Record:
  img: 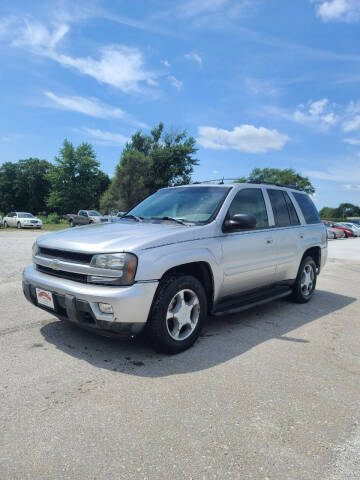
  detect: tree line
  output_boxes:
[0,122,316,216]
[319,203,360,220]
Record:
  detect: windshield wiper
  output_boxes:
[151,216,188,226]
[120,214,143,222]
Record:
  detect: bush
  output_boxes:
[38,214,67,224]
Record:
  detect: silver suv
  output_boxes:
[23,183,327,353]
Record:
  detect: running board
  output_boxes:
[212,286,292,316]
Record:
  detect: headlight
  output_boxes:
[89,253,137,285]
[32,242,39,257]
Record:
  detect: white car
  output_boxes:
[338,222,360,237]
[3,212,42,229]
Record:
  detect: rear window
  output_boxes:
[267,189,300,227]
[293,193,320,224]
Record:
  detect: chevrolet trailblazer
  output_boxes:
[23,183,327,354]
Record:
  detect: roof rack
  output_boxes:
[248,180,303,191]
[191,178,303,191]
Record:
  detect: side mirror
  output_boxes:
[223,213,257,232]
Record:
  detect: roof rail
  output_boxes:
[191,178,303,191]
[248,180,303,191]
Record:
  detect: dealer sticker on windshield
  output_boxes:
[36,288,54,310]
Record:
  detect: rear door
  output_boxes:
[78,211,88,225]
[9,212,16,227]
[219,187,277,297]
[265,189,302,282]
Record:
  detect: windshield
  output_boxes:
[17,213,34,218]
[128,186,231,224]
[88,211,101,216]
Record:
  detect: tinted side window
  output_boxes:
[267,189,291,226]
[228,188,268,228]
[293,193,320,224]
[284,192,300,225]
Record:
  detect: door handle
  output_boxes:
[299,233,304,239]
[266,238,274,244]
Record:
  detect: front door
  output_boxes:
[219,188,276,297]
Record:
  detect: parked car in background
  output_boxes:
[326,228,335,239]
[338,222,360,237]
[0,215,3,228]
[322,220,354,238]
[3,212,42,229]
[65,210,109,227]
[332,227,346,239]
[347,219,360,226]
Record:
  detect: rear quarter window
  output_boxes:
[293,193,320,224]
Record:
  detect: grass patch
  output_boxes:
[1,224,69,232]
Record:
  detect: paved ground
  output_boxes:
[0,231,359,479]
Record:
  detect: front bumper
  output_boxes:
[22,223,42,228]
[22,265,158,337]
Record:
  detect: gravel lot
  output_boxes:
[0,231,359,480]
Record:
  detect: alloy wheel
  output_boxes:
[166,289,200,341]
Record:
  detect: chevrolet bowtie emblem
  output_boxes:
[49,259,60,270]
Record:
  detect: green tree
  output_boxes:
[18,158,52,213]
[47,140,110,214]
[235,168,315,194]
[319,207,337,219]
[0,162,23,213]
[0,158,52,214]
[334,203,360,219]
[101,123,198,211]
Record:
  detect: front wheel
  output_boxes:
[69,219,74,228]
[4,221,8,228]
[291,256,317,304]
[17,222,21,229]
[147,275,207,354]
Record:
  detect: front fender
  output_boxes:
[135,238,223,301]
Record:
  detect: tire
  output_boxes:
[69,219,74,228]
[4,221,8,228]
[291,256,317,304]
[17,222,21,229]
[147,275,207,354]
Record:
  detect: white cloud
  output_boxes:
[44,91,148,128]
[168,75,183,90]
[312,0,360,22]
[305,161,360,182]
[292,99,339,130]
[55,46,157,94]
[344,137,360,145]
[343,184,360,190]
[0,17,68,53]
[184,51,203,67]
[343,115,360,132]
[179,0,228,17]
[161,59,171,67]
[1,18,157,94]
[197,125,289,153]
[81,128,128,146]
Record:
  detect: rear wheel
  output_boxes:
[4,221,8,228]
[147,275,207,354]
[291,256,317,304]
[69,219,74,228]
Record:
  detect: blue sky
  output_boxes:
[1,0,360,208]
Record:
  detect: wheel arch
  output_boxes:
[160,261,215,312]
[301,246,321,271]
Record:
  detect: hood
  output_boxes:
[37,220,214,253]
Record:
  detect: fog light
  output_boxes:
[98,302,113,314]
